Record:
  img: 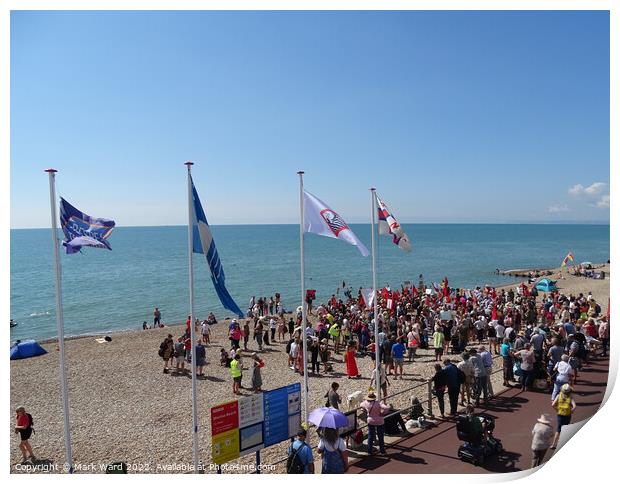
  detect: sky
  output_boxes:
[10,10,610,228]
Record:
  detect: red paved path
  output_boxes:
[347,355,609,474]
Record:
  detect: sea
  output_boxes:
[10,224,609,342]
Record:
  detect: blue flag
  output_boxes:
[60,198,115,254]
[191,176,244,318]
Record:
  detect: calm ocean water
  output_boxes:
[10,224,609,341]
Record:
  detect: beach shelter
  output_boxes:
[535,278,557,292]
[10,340,48,360]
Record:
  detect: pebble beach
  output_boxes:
[9,264,609,474]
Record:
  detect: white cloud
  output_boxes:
[585,182,607,196]
[567,181,609,210]
[568,184,585,196]
[548,204,571,213]
[596,195,610,208]
[568,182,607,197]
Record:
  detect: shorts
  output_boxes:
[19,428,32,441]
[557,414,571,432]
[394,358,404,366]
[176,355,185,364]
[233,376,242,383]
[435,348,444,356]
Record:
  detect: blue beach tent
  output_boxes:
[535,278,557,292]
[10,340,48,360]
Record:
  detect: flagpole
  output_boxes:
[298,171,310,430]
[45,168,73,473]
[185,161,200,473]
[370,188,380,390]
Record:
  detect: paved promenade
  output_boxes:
[347,355,610,474]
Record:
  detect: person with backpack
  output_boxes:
[287,428,314,474]
[325,381,342,409]
[159,334,174,373]
[317,427,348,473]
[15,406,35,464]
[551,383,576,449]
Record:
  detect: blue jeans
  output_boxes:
[368,424,385,453]
[521,369,534,390]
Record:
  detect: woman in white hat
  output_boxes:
[531,414,554,467]
[551,384,576,449]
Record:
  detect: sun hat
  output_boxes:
[366,392,377,401]
[537,414,552,425]
[561,383,573,394]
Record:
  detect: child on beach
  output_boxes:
[220,348,231,367]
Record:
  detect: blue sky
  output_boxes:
[10,10,610,228]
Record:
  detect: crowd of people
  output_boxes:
[150,278,609,472]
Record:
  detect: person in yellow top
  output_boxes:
[328,323,341,354]
[432,325,445,362]
[550,383,576,449]
[230,354,243,395]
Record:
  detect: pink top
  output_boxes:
[360,400,389,426]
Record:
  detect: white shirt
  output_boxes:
[290,342,299,358]
[201,323,210,334]
[318,438,346,452]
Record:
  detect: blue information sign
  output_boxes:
[263,383,301,447]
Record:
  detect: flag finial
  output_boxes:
[45,168,58,173]
[297,170,305,175]
[184,161,194,166]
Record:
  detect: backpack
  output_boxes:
[158,341,166,357]
[286,442,307,474]
[322,446,345,474]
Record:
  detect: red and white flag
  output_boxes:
[375,192,412,252]
[304,190,369,257]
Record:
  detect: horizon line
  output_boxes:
[10,221,612,230]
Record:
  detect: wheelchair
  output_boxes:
[456,414,503,466]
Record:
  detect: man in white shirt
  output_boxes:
[201,320,210,345]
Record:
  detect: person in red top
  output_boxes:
[186,315,191,331]
[344,341,360,378]
[15,406,35,463]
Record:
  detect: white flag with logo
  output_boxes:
[375,192,412,252]
[304,190,369,257]
[361,287,376,308]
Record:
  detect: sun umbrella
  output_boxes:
[308,407,348,429]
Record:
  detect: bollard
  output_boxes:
[256,450,261,474]
[426,380,434,417]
